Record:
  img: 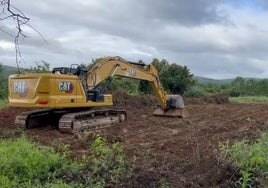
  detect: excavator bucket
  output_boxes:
[153,95,189,118]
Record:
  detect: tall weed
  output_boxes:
[218,133,268,187]
[0,136,74,187]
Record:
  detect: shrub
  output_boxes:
[184,85,207,98]
[218,133,268,187]
[0,136,73,187]
[229,90,240,97]
[84,136,133,187]
[0,99,7,109]
[0,135,132,187]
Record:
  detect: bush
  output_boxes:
[83,136,133,187]
[0,135,132,187]
[0,137,63,180]
[218,133,268,187]
[0,136,76,187]
[229,90,240,97]
[0,99,7,109]
[184,85,207,98]
[0,64,7,99]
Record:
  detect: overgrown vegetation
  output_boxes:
[83,136,133,187]
[185,77,268,100]
[218,133,268,187]
[0,99,7,109]
[230,77,268,97]
[0,135,131,187]
[0,136,74,187]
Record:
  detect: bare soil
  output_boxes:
[1,94,268,187]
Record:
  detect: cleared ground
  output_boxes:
[1,94,268,187]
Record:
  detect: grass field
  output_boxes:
[229,96,268,104]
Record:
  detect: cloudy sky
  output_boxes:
[1,0,268,79]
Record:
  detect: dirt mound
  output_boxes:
[113,89,157,108]
[0,107,25,128]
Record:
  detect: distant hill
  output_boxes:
[194,76,234,85]
[0,65,240,85]
[1,65,19,78]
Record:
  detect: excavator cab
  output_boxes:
[52,64,87,77]
[87,90,105,102]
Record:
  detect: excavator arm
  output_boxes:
[85,57,168,109]
[84,57,186,117]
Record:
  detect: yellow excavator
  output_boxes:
[8,57,188,133]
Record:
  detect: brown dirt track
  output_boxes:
[1,97,268,187]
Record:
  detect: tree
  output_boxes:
[257,79,268,96]
[161,64,195,94]
[138,59,153,94]
[30,61,50,73]
[0,64,7,98]
[0,0,44,71]
[138,80,153,95]
[151,58,169,75]
[150,58,195,94]
[229,77,268,96]
[230,77,246,96]
[139,58,195,95]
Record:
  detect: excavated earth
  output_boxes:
[1,93,268,187]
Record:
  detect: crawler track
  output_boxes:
[58,109,126,134]
[14,108,126,133]
[15,109,55,129]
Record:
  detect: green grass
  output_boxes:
[0,99,7,109]
[229,96,268,104]
[0,136,76,187]
[0,135,132,188]
[218,133,268,187]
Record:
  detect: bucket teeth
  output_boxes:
[153,107,189,118]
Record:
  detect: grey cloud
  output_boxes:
[132,0,224,25]
[0,23,17,40]
[13,0,227,40]
[1,0,268,79]
[255,0,268,8]
[173,53,267,79]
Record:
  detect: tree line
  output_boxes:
[0,64,7,99]
[1,60,268,99]
[185,77,268,98]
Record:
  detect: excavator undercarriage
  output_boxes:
[15,108,127,133]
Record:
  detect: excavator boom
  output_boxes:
[86,57,168,108]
